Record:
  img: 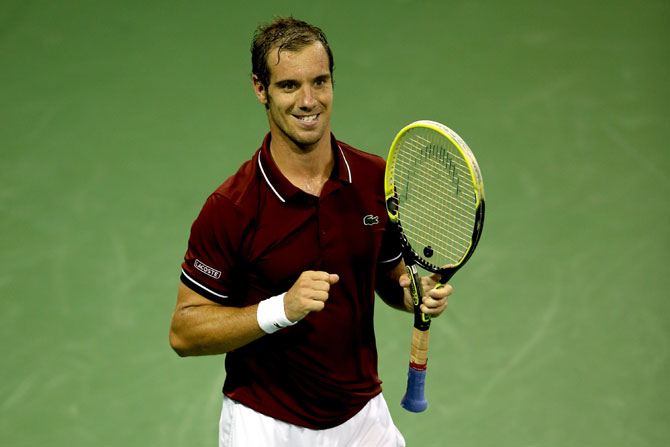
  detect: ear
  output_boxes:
[252,75,268,105]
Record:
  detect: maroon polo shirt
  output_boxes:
[180,133,402,429]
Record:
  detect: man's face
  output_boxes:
[254,42,333,151]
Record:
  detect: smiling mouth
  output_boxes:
[295,114,319,123]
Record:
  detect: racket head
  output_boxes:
[384,120,485,282]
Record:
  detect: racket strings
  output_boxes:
[392,129,478,268]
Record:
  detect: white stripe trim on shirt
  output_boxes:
[257,154,286,203]
[377,253,402,264]
[378,252,402,264]
[258,145,352,203]
[337,145,353,183]
[181,268,229,299]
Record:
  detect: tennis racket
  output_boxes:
[384,120,485,412]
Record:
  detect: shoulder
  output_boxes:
[336,139,386,185]
[337,139,386,169]
[214,156,258,205]
[196,152,262,228]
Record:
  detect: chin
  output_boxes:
[290,129,328,148]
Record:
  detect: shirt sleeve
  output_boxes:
[376,218,403,270]
[180,193,244,304]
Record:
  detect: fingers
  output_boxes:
[397,267,454,317]
[284,270,338,322]
[398,273,410,288]
[420,283,453,316]
[425,265,453,288]
[427,283,453,299]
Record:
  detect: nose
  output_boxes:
[297,85,317,110]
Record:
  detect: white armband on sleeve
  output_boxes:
[256,293,297,334]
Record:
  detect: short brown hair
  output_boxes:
[251,17,334,89]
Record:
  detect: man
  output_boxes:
[169,17,452,446]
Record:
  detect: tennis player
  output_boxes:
[169,17,452,446]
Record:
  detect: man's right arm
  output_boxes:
[169,271,340,356]
[169,281,264,356]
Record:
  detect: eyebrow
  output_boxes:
[273,72,332,86]
[314,74,331,82]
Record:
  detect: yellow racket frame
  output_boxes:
[383,120,485,271]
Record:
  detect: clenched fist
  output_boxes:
[284,271,340,322]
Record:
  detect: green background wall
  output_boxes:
[1,0,668,445]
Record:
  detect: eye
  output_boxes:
[314,76,330,87]
[280,81,297,91]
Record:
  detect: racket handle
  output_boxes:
[401,363,428,412]
[402,264,431,412]
[402,326,430,412]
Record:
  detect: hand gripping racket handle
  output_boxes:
[401,264,430,412]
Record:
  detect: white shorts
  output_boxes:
[219,393,406,447]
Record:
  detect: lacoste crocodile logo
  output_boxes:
[363,214,379,226]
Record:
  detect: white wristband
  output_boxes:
[256,293,296,334]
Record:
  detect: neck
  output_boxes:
[269,134,334,197]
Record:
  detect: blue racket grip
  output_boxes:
[401,365,428,412]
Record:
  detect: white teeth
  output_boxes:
[298,115,317,122]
